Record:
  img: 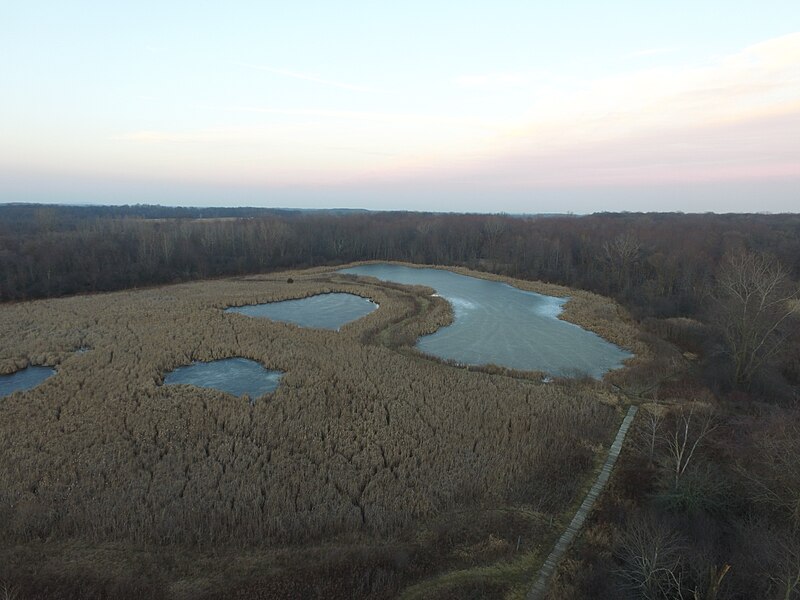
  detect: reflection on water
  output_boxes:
[164,358,282,399]
[0,366,56,398]
[340,264,632,378]
[226,293,377,330]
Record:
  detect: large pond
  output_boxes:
[163,358,282,399]
[339,264,632,378]
[226,293,377,330]
[0,366,56,398]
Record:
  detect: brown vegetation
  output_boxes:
[545,393,800,600]
[0,264,625,597]
[4,206,798,396]
[3,205,797,598]
[711,251,799,388]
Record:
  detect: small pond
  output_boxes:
[0,366,56,398]
[339,264,632,378]
[163,358,282,399]
[226,293,378,330]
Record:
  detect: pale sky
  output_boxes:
[1,1,799,213]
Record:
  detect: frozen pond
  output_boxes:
[339,264,632,378]
[226,293,377,330]
[0,366,56,398]
[163,358,282,399]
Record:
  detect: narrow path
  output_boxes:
[526,405,638,600]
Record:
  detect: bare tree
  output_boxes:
[769,536,800,600]
[701,564,731,600]
[739,520,800,600]
[635,408,664,467]
[664,408,717,490]
[1,580,19,600]
[616,513,730,600]
[738,421,800,532]
[603,232,642,292]
[712,251,799,387]
[482,217,506,260]
[615,515,685,599]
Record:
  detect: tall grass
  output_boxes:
[0,264,625,595]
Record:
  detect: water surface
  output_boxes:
[164,358,282,399]
[340,264,631,377]
[0,366,56,398]
[226,293,377,330]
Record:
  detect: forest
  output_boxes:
[1,205,799,599]
[2,206,798,317]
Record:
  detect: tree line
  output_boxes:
[2,204,798,395]
[2,206,798,315]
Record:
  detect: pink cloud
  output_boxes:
[368,106,800,189]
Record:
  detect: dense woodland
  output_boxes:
[1,204,799,599]
[3,206,799,316]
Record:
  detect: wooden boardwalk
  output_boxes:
[526,405,638,600]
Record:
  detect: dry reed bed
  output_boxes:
[0,266,620,550]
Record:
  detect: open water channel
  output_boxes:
[226,292,377,330]
[340,264,631,378]
[165,265,631,396]
[0,366,56,398]
[163,358,282,400]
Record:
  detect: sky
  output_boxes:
[1,1,799,213]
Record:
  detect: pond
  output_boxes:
[226,293,378,330]
[163,358,282,399]
[339,264,632,378]
[0,366,56,398]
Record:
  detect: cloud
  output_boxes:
[500,32,800,148]
[233,62,383,93]
[364,33,800,187]
[491,110,800,187]
[219,105,492,126]
[453,72,532,88]
[111,129,249,143]
[626,46,680,58]
[222,105,419,121]
[73,32,800,192]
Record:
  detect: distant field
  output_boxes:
[0,264,632,599]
